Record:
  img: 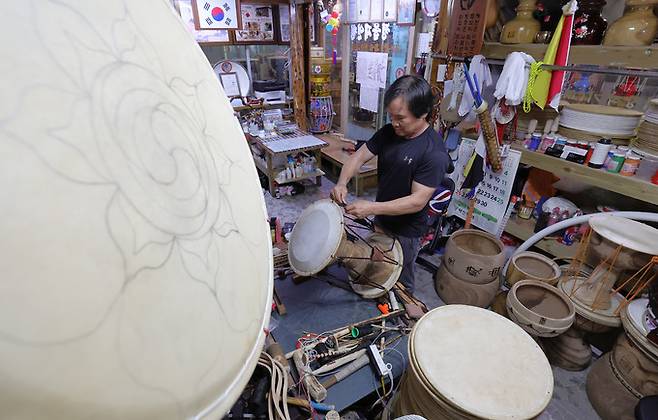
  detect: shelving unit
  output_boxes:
[504,217,576,259]
[513,146,658,206]
[480,42,658,69]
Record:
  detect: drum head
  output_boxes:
[288,199,344,276]
[621,298,658,362]
[589,215,658,256]
[0,1,272,418]
[411,305,553,419]
[559,277,623,327]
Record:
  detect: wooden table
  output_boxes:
[247,130,327,195]
[318,133,378,196]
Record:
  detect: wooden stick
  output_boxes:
[464,198,476,229]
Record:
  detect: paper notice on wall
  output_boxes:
[416,33,431,57]
[359,86,380,112]
[447,138,521,235]
[356,51,388,89]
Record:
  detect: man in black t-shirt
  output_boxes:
[330,75,451,293]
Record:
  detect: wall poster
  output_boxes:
[235,3,275,42]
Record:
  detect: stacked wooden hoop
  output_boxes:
[435,229,505,308]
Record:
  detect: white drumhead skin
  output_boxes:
[412,305,553,419]
[288,199,344,275]
[589,215,658,256]
[0,1,272,419]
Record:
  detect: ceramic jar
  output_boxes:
[604,0,658,46]
[443,229,506,284]
[501,0,541,44]
[571,0,608,45]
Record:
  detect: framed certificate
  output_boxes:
[219,73,242,97]
[235,3,276,43]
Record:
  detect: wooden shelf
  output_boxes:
[504,217,576,259]
[275,169,325,185]
[481,42,658,69]
[514,146,658,206]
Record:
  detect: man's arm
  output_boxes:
[330,145,375,204]
[338,145,375,186]
[345,181,435,218]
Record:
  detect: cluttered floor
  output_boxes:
[264,176,601,420]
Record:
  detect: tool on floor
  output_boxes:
[312,349,367,375]
[292,349,327,402]
[320,354,370,389]
[272,285,286,315]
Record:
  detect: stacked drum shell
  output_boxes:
[435,229,505,308]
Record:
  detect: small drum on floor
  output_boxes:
[506,251,561,287]
[392,305,553,419]
[287,199,403,298]
[586,298,658,420]
[506,280,575,338]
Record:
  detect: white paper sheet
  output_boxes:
[356,51,388,89]
[416,33,431,57]
[359,86,380,112]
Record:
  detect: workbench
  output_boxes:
[271,264,408,413]
[318,133,378,196]
[247,129,327,195]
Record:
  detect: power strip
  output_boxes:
[367,344,390,377]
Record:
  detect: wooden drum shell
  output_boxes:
[506,280,575,338]
[435,261,500,308]
[506,251,561,287]
[586,333,658,420]
[443,229,506,284]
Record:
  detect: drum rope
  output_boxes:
[257,352,292,420]
[339,222,400,266]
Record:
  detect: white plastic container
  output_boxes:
[635,149,658,181]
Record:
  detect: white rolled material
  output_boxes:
[503,212,658,277]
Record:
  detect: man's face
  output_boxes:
[386,96,427,139]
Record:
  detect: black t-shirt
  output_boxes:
[366,124,450,238]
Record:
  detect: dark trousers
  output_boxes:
[396,235,421,294]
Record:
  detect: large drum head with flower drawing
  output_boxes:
[0,1,272,418]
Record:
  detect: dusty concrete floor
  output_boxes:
[264,177,601,420]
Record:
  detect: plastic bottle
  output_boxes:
[588,138,613,169]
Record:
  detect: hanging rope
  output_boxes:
[523,61,544,113]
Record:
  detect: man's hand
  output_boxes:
[330,184,348,205]
[345,200,375,219]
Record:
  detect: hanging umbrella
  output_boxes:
[526,0,578,111]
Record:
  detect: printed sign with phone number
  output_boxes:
[447,138,521,235]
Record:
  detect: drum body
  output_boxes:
[587,334,658,420]
[506,252,561,287]
[0,2,273,418]
[443,229,506,284]
[435,261,499,308]
[288,200,403,298]
[393,305,553,419]
[506,280,575,338]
